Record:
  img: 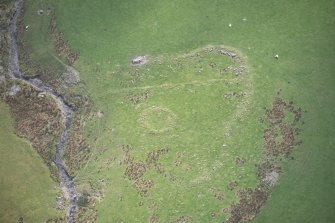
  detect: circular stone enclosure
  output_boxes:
[139,107,177,134]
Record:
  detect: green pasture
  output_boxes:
[14,0,335,222]
[18,0,65,80]
[73,47,260,222]
[0,101,61,223]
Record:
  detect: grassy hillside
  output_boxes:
[74,46,261,222]
[0,101,61,223]
[17,0,335,222]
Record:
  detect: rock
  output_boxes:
[9,84,20,96]
[219,49,227,55]
[263,171,279,186]
[37,92,46,98]
[0,65,4,73]
[96,110,104,118]
[55,195,65,210]
[131,56,148,66]
[132,56,144,64]
[37,9,44,15]
[63,66,80,85]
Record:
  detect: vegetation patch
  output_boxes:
[264,95,302,157]
[49,13,80,65]
[4,82,64,179]
[64,112,92,175]
[0,0,14,30]
[126,89,149,104]
[227,94,303,223]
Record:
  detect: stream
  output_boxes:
[7,0,78,222]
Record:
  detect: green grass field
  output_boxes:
[72,46,260,222]
[0,101,61,223]
[17,0,65,80]
[4,0,335,222]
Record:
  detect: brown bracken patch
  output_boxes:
[125,162,146,180]
[134,179,154,197]
[64,113,91,175]
[264,96,302,157]
[5,84,63,178]
[228,187,268,223]
[146,148,169,172]
[122,146,169,197]
[226,93,303,223]
[75,206,98,223]
[49,14,80,65]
